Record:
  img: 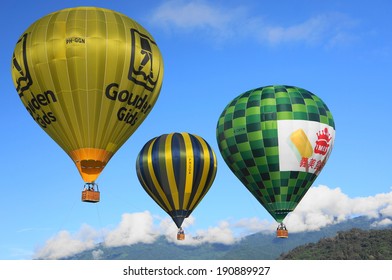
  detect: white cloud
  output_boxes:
[261,13,357,47]
[371,218,392,227]
[157,215,238,245]
[286,185,392,232]
[104,211,159,247]
[151,0,232,30]
[149,0,246,41]
[233,217,276,234]
[92,249,104,260]
[33,186,392,259]
[150,1,357,47]
[33,224,99,260]
[285,185,351,232]
[16,227,52,233]
[190,221,236,245]
[380,203,392,217]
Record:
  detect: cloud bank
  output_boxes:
[33,185,392,259]
[149,0,357,47]
[287,185,392,232]
[104,211,158,247]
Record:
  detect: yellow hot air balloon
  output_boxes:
[11,7,164,202]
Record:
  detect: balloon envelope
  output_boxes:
[216,85,335,222]
[136,132,217,228]
[11,7,164,183]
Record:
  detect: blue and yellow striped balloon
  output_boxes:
[136,132,217,229]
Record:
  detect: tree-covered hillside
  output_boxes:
[280,228,392,260]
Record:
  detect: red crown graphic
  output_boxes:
[314,128,332,155]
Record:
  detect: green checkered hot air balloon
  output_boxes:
[216,85,335,238]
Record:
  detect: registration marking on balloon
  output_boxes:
[278,120,335,175]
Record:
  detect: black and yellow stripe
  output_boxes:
[136,132,217,228]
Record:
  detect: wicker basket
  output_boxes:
[277,229,288,238]
[81,190,100,203]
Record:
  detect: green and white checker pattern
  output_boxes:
[216,85,335,222]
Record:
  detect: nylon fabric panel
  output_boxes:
[170,133,185,210]
[186,135,205,210]
[188,134,217,211]
[154,135,177,212]
[182,133,195,209]
[164,134,180,210]
[172,134,186,208]
[136,139,170,211]
[146,138,173,211]
[184,135,204,210]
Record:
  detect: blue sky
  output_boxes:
[1,0,392,260]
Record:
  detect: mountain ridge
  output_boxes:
[59,216,392,260]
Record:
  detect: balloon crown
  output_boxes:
[314,128,332,155]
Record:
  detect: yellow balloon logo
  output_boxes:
[11,7,164,185]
